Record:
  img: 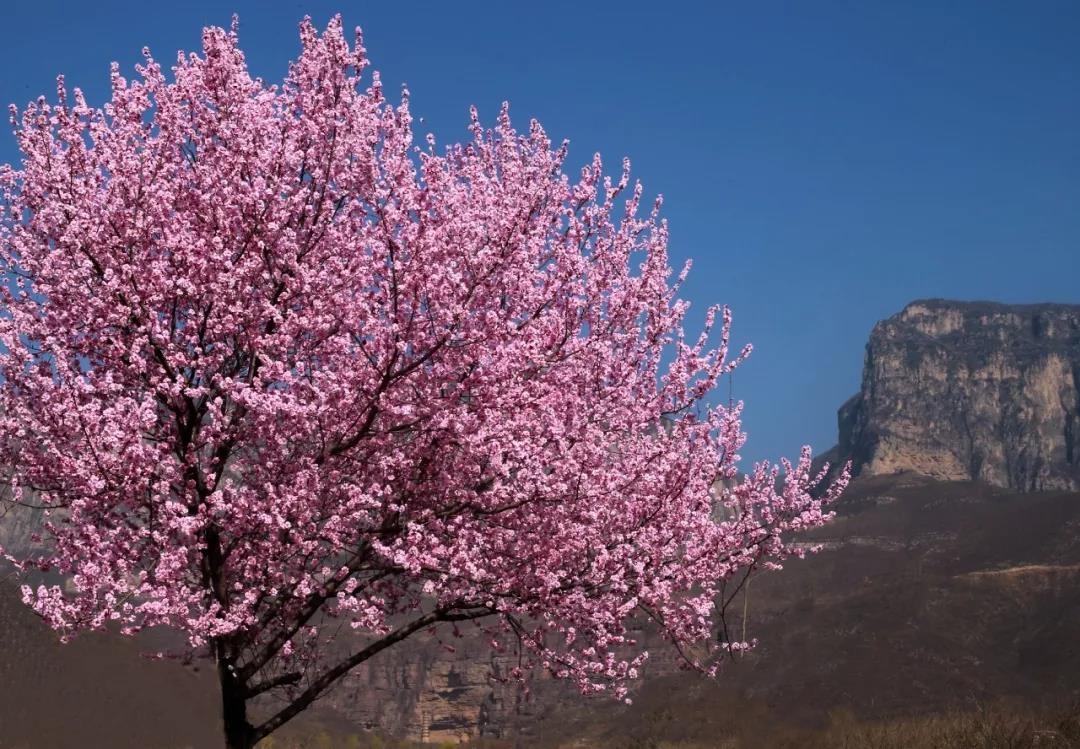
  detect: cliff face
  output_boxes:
[837,299,1080,491]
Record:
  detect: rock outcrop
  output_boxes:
[836,299,1080,491]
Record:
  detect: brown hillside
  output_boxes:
[2,473,1079,747]
[518,473,1080,746]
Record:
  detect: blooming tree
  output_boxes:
[0,17,847,749]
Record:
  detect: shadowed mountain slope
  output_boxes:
[1,477,1078,747]
[518,473,1080,747]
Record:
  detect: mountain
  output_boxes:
[834,299,1080,491]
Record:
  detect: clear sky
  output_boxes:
[2,1,1078,464]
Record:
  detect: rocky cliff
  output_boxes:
[836,299,1080,491]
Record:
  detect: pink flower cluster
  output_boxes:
[0,15,847,714]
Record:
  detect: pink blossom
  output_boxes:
[0,15,847,748]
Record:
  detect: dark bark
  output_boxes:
[219,658,256,749]
[210,606,493,747]
[248,606,493,744]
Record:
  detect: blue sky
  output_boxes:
[2,1,1078,465]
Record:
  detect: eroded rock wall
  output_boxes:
[837,300,1080,491]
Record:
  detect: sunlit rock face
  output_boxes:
[837,299,1080,491]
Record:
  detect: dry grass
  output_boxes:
[593,702,1080,749]
[775,704,1080,749]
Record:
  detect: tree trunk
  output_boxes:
[219,659,256,749]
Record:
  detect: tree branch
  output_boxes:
[251,606,493,741]
[244,670,303,699]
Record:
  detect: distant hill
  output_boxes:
[519,472,1080,746]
